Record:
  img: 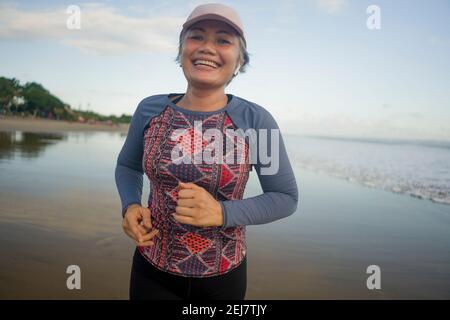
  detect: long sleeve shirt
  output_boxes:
[115,93,299,277]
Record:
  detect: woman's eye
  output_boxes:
[189,35,230,44]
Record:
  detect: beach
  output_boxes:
[2,0,449,302]
[0,116,129,133]
[0,127,449,299]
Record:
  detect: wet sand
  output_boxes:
[0,129,449,299]
[0,168,449,299]
[0,116,129,133]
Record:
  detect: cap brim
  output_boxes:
[182,14,245,44]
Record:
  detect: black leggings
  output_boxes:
[129,247,247,300]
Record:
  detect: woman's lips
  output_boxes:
[193,64,219,71]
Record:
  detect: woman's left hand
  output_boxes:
[173,181,224,228]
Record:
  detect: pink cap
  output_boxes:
[182,3,246,46]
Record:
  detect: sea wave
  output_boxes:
[285,135,450,206]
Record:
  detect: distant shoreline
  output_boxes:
[0,116,129,133]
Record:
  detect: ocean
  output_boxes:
[284,134,450,206]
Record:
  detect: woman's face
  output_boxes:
[180,19,241,89]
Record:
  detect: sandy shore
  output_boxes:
[1,130,449,299]
[0,116,129,133]
[1,167,450,299]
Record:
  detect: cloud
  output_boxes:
[314,0,350,15]
[0,2,184,55]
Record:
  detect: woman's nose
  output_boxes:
[198,38,217,54]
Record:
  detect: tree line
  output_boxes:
[0,76,131,124]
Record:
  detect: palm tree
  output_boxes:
[0,77,22,115]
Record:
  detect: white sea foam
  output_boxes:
[285,135,450,206]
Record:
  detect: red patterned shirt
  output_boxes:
[115,93,298,277]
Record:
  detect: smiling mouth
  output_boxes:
[192,59,221,69]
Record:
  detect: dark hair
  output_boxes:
[174,27,250,86]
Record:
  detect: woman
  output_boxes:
[115,3,298,300]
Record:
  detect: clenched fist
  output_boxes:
[173,181,224,228]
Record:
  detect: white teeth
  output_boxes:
[194,59,219,68]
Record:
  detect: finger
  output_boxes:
[140,229,159,242]
[176,198,196,208]
[173,213,196,226]
[130,224,143,242]
[141,207,152,230]
[175,206,196,217]
[134,209,143,222]
[178,188,196,199]
[125,229,138,242]
[126,228,142,243]
[138,224,150,235]
[133,227,156,245]
[179,181,200,189]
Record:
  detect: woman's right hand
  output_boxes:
[122,204,159,247]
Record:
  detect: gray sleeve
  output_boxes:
[114,102,144,217]
[219,110,299,228]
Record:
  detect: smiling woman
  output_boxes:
[115,3,299,301]
[177,19,246,92]
[175,19,250,89]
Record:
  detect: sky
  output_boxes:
[1,0,449,141]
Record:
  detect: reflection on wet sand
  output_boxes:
[0,131,66,159]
